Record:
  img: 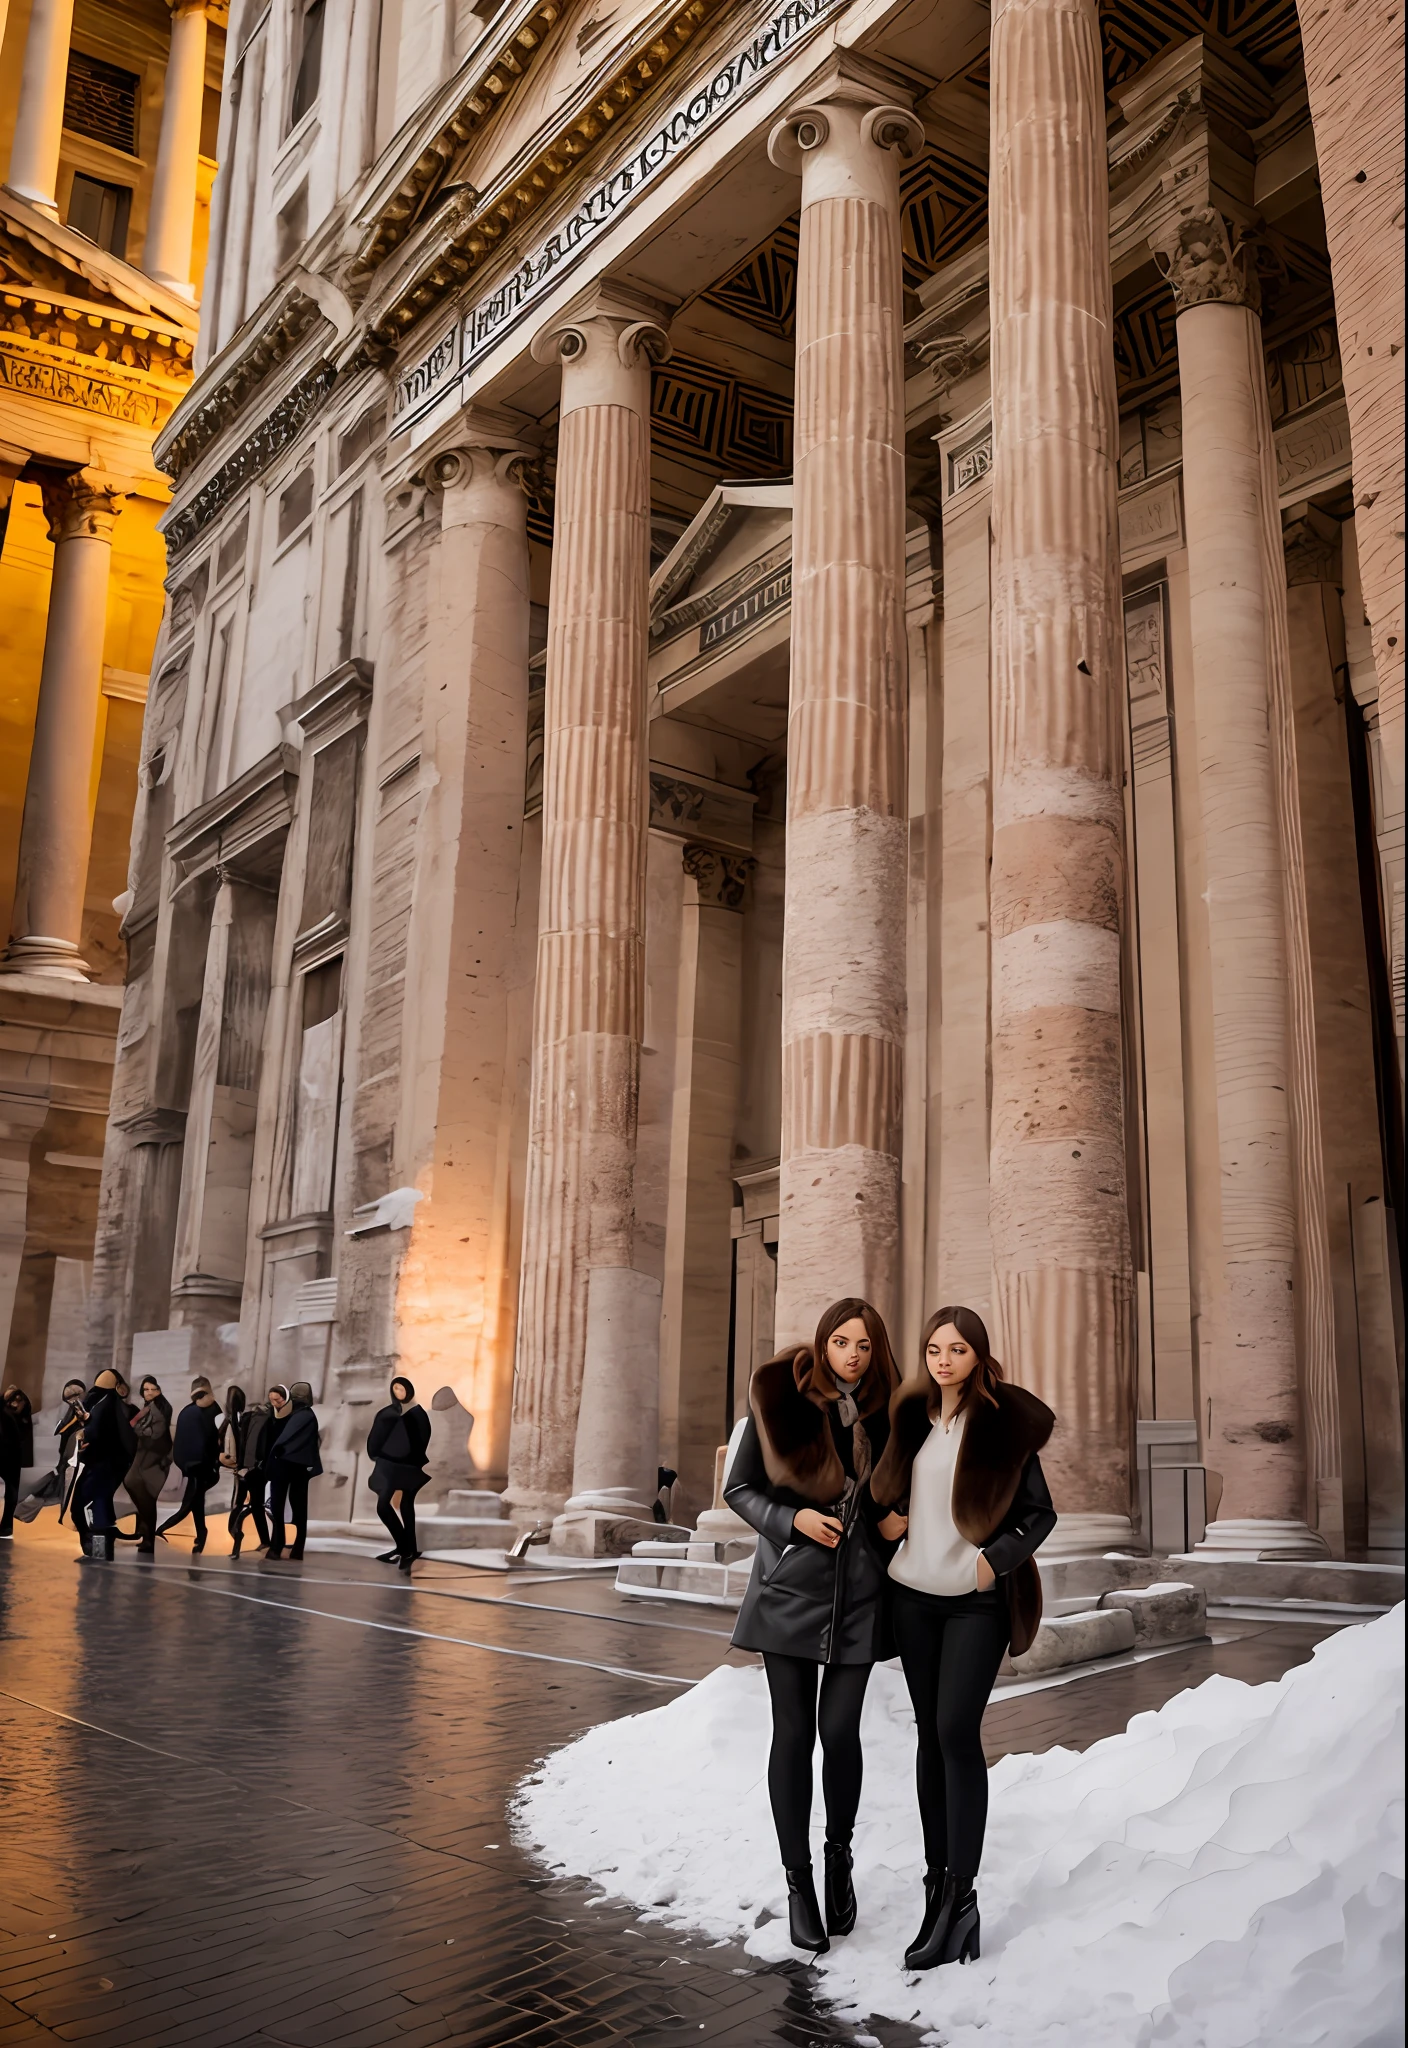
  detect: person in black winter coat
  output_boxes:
[0,1385,34,1536]
[724,1297,905,1956]
[226,1392,273,1557]
[265,1381,321,1561]
[157,1388,222,1551]
[73,1371,137,1560]
[869,1306,1056,1973]
[366,1377,432,1571]
[120,1378,173,1554]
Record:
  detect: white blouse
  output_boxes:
[887,1410,985,1597]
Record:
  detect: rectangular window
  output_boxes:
[289,0,326,126]
[66,173,132,258]
[63,50,140,155]
[277,467,314,544]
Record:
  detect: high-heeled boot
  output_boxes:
[784,1865,829,1954]
[823,1838,857,1936]
[906,1870,979,1971]
[903,1864,947,1968]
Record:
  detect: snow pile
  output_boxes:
[515,1606,1405,2046]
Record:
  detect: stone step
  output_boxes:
[439,1491,508,1519]
[615,1556,751,1608]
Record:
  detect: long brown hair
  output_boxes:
[795,1296,899,1418]
[920,1305,1005,1416]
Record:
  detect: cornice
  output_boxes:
[350,0,726,363]
[156,285,326,479]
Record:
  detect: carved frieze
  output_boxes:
[1274,391,1352,503]
[158,290,322,482]
[944,418,992,500]
[649,774,707,829]
[682,843,753,910]
[0,339,166,426]
[164,362,339,557]
[1118,472,1184,564]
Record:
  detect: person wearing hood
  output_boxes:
[225,1388,273,1558]
[157,1387,222,1551]
[724,1296,905,1956]
[366,1377,432,1571]
[1,1385,34,1536]
[265,1381,321,1562]
[120,1377,173,1554]
[73,1371,137,1560]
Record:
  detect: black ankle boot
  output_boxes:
[784,1865,829,1954]
[906,1871,979,1971]
[903,1864,947,1968]
[823,1839,856,1936]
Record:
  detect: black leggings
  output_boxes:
[160,1472,210,1543]
[891,1583,1010,1876]
[229,1472,270,1547]
[761,1654,873,1869]
[269,1466,309,1554]
[375,1493,419,1557]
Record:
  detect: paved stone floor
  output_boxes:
[0,1517,1334,2048]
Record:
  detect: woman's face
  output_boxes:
[390,1381,411,1406]
[826,1317,872,1385]
[140,1380,160,1402]
[926,1322,979,1392]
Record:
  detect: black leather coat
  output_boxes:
[726,1404,895,1665]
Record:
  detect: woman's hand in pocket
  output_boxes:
[793,1508,844,1548]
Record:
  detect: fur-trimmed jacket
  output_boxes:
[870,1378,1057,1658]
[725,1354,898,1665]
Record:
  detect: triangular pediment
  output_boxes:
[649,479,792,643]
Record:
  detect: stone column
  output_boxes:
[3,473,121,981]
[394,431,532,1489]
[506,290,670,1546]
[1154,208,1327,1557]
[144,0,210,298]
[988,0,1134,1555]
[4,0,75,215]
[766,64,922,1348]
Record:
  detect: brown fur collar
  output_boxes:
[749,1353,849,1503]
[871,1376,1054,1542]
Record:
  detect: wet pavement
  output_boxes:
[0,1517,1333,2048]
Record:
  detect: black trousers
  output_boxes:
[72,1468,119,1548]
[0,1467,17,1533]
[229,1472,270,1547]
[761,1653,873,1869]
[269,1467,309,1554]
[160,1472,210,1543]
[375,1493,419,1557]
[891,1582,1010,1876]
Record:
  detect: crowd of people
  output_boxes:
[0,1371,433,1571]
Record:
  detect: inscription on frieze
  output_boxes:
[0,343,163,426]
[392,327,458,420]
[699,565,791,650]
[457,0,844,383]
[946,423,991,498]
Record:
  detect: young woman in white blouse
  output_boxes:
[870,1305,1056,1971]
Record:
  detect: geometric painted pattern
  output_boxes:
[701,220,799,337]
[1112,274,1181,403]
[651,352,792,475]
[962,0,1303,93]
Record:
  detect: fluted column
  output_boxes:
[766,66,922,1348]
[144,0,210,298]
[4,0,75,215]
[506,293,670,1538]
[3,473,122,980]
[1153,208,1329,1558]
[988,0,1134,1555]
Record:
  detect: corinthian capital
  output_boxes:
[1152,206,1261,314]
[35,471,124,544]
[682,843,754,911]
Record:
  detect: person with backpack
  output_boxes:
[265,1382,321,1562]
[73,1371,137,1561]
[157,1386,222,1552]
[366,1376,432,1571]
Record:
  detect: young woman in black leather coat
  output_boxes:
[724,1296,905,1955]
[870,1305,1056,1973]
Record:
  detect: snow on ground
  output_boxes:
[515,1605,1405,2047]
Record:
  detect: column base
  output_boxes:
[0,935,90,980]
[549,1498,692,1559]
[1189,1517,1331,1562]
[1038,1511,1139,1562]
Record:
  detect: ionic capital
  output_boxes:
[531,283,671,415]
[36,471,124,545]
[1151,206,1261,315]
[682,843,754,911]
[768,62,923,207]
